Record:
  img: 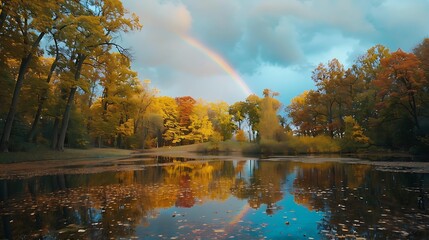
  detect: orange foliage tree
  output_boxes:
[374,49,426,131]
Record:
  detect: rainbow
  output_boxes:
[180,34,253,96]
[229,204,251,226]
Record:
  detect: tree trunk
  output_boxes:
[28,39,59,142]
[327,102,334,138]
[56,54,85,151]
[338,102,344,138]
[0,32,45,152]
[97,136,101,148]
[157,129,162,148]
[51,117,60,149]
[116,133,122,148]
[56,87,77,151]
[410,93,420,130]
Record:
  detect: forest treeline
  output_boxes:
[1,1,428,154]
[288,43,429,154]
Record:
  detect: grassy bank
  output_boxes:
[0,148,134,163]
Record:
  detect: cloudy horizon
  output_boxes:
[122,0,429,106]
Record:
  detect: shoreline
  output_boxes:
[0,146,428,179]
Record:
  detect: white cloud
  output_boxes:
[121,0,429,105]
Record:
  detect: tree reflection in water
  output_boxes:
[0,158,428,239]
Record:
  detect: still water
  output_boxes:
[1,157,428,239]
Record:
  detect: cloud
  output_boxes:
[124,1,239,91]
[122,0,429,105]
[181,0,244,51]
[369,0,429,50]
[145,68,250,103]
[244,63,314,106]
[253,0,375,34]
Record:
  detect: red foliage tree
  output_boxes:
[175,96,196,128]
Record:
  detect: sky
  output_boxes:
[122,0,429,106]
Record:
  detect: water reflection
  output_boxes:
[0,158,428,239]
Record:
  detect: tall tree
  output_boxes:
[288,90,324,136]
[258,89,281,141]
[0,1,58,152]
[208,101,234,141]
[374,49,426,132]
[27,34,61,142]
[229,101,246,130]
[175,96,196,144]
[352,45,390,130]
[188,101,214,143]
[87,53,139,148]
[54,0,141,150]
[414,38,429,80]
[243,94,261,141]
[413,38,429,117]
[154,96,180,145]
[311,59,345,138]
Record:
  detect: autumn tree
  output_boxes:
[153,96,180,145]
[208,101,234,140]
[176,96,196,127]
[243,94,261,141]
[235,129,247,142]
[288,91,324,136]
[258,89,281,141]
[175,96,196,144]
[187,101,214,143]
[0,0,59,151]
[351,45,390,130]
[413,38,429,150]
[413,38,429,85]
[374,49,427,146]
[341,116,370,152]
[311,59,346,138]
[54,0,141,151]
[140,113,163,148]
[27,32,62,142]
[229,101,246,130]
[87,53,143,148]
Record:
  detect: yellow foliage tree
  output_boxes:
[341,116,370,152]
[187,101,214,143]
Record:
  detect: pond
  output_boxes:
[1,156,428,239]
